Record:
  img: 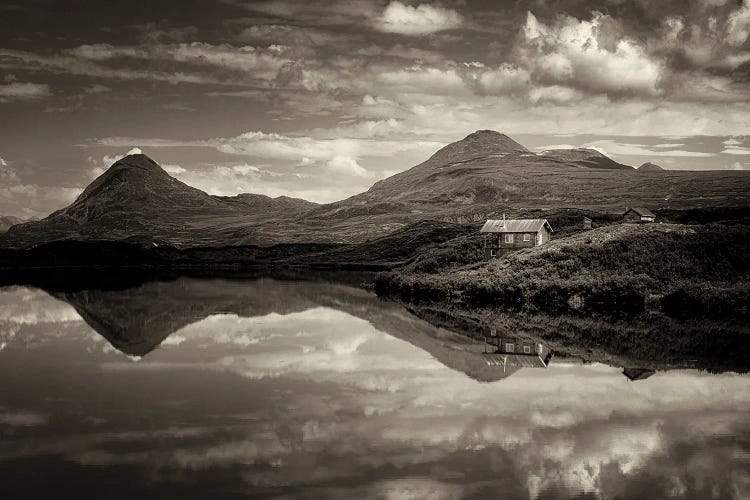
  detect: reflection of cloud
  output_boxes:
[3,285,750,497]
[0,410,48,427]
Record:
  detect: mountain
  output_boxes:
[1,154,317,248]
[2,131,750,250]
[638,162,665,172]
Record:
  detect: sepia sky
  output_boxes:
[2,0,750,216]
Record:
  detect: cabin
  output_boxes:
[582,216,592,230]
[480,217,553,257]
[483,333,554,368]
[623,207,656,223]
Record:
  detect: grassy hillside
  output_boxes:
[376,223,750,319]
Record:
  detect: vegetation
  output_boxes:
[376,223,750,321]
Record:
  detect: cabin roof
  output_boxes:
[480,218,553,234]
[483,353,549,368]
[626,207,656,217]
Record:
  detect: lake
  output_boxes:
[1,276,748,499]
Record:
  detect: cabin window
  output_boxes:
[523,234,530,242]
[523,345,531,354]
[504,234,513,243]
[505,343,514,352]
[490,250,496,257]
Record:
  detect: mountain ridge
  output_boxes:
[2,130,750,249]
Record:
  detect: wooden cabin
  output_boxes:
[480,218,553,257]
[582,216,592,230]
[483,333,554,368]
[623,207,656,223]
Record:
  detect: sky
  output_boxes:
[2,0,750,217]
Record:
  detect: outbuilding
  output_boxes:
[623,207,656,223]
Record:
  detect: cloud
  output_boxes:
[726,2,750,46]
[723,138,743,146]
[0,410,48,427]
[517,12,662,97]
[376,1,463,35]
[0,160,81,217]
[476,64,531,96]
[583,140,714,157]
[376,67,468,96]
[325,156,369,177]
[0,82,51,101]
[730,162,746,170]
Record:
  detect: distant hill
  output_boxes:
[638,162,665,172]
[539,148,633,170]
[216,193,318,213]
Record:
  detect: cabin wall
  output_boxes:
[537,228,550,246]
[498,233,537,248]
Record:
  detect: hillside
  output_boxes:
[305,131,750,234]
[376,223,750,317]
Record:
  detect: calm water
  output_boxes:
[0,277,748,499]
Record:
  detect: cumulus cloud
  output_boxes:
[517,12,662,97]
[0,82,51,101]
[726,2,750,46]
[325,156,370,177]
[476,64,531,96]
[376,1,462,35]
[730,161,746,170]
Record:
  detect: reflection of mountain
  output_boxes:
[49,277,548,381]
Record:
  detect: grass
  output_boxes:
[375,222,750,320]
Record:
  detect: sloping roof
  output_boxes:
[626,207,656,217]
[480,218,552,233]
[483,353,548,368]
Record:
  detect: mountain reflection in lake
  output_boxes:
[0,277,748,500]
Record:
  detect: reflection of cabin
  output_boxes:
[582,216,592,230]
[480,217,553,257]
[483,333,554,368]
[622,367,655,381]
[623,207,656,223]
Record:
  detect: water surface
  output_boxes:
[0,277,748,499]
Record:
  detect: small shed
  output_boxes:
[623,207,656,223]
[582,216,592,230]
[480,217,553,257]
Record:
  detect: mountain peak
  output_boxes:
[638,162,664,172]
[111,153,165,172]
[425,130,529,167]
